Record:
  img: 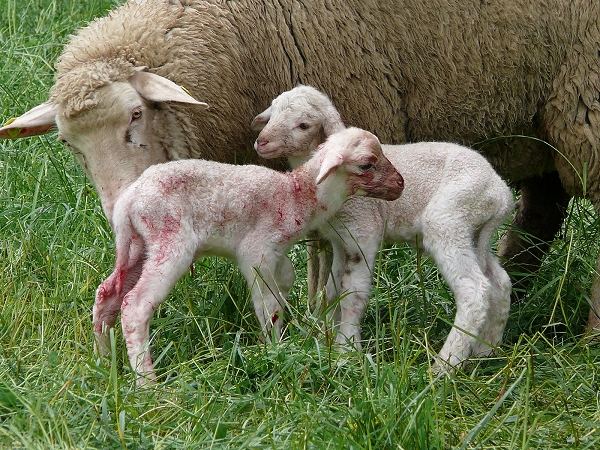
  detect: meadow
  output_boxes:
[0,1,599,448]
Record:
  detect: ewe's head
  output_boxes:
[0,68,207,218]
[251,85,345,162]
[315,127,404,201]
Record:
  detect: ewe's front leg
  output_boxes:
[588,253,600,331]
[498,172,569,299]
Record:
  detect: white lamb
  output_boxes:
[251,85,515,370]
[92,127,403,384]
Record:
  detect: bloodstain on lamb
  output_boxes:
[115,267,128,294]
[271,173,318,242]
[140,213,182,263]
[158,174,191,195]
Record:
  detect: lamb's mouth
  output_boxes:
[256,147,283,158]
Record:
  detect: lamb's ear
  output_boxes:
[0,102,57,139]
[316,151,344,185]
[129,71,208,107]
[322,109,345,136]
[251,106,272,131]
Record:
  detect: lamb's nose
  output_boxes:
[256,138,269,149]
[397,173,404,190]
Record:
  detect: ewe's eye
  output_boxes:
[131,107,143,122]
[298,122,310,130]
[358,163,374,171]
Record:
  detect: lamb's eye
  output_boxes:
[131,108,142,121]
[298,123,310,130]
[358,163,374,171]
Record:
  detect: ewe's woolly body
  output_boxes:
[50,0,599,198]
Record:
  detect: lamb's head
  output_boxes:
[0,68,207,219]
[251,85,345,164]
[314,127,404,201]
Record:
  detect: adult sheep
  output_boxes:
[1,0,599,329]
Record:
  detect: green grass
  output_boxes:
[1,1,600,448]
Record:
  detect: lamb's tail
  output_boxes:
[476,181,515,270]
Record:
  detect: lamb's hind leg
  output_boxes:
[479,254,512,354]
[93,238,145,355]
[473,216,512,357]
[120,242,194,385]
[424,231,494,372]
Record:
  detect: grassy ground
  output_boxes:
[1,1,599,448]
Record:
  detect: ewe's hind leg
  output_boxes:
[424,232,493,371]
[240,253,290,340]
[120,245,194,385]
[93,239,145,355]
[541,25,600,329]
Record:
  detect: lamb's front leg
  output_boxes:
[334,244,378,351]
[240,252,291,341]
[322,203,383,349]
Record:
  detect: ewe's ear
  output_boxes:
[250,106,272,131]
[0,101,57,139]
[316,151,344,185]
[129,71,208,106]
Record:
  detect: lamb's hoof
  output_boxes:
[431,355,463,377]
[582,325,600,343]
[93,333,111,358]
[135,373,157,388]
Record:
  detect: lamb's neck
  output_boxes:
[287,141,324,170]
[290,158,348,228]
[287,155,310,169]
